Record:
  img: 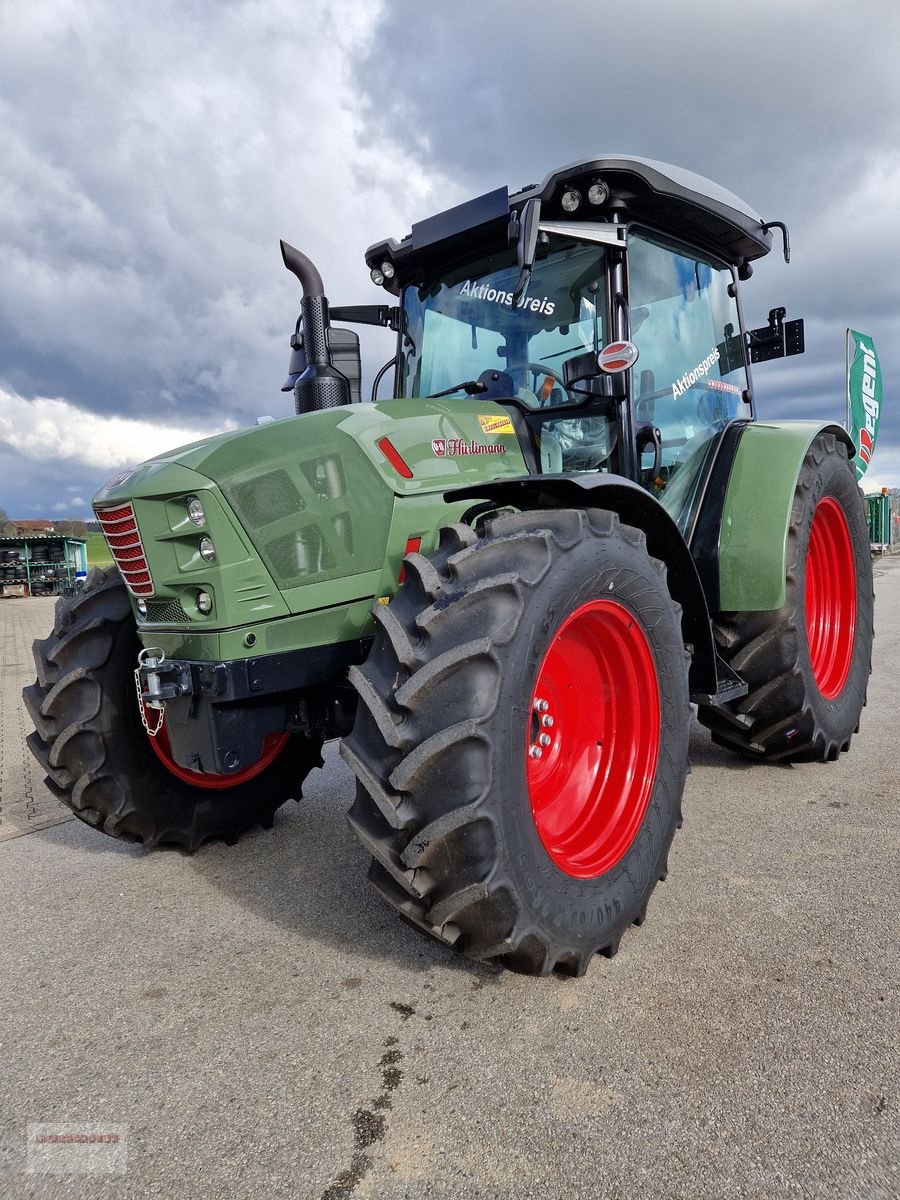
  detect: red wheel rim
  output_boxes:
[805,496,857,701]
[526,599,661,879]
[147,723,290,790]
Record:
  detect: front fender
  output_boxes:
[445,472,719,698]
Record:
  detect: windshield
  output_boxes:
[400,235,608,401]
[400,235,614,472]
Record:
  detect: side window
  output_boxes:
[628,230,751,526]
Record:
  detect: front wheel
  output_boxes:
[23,567,323,851]
[340,509,691,976]
[698,432,874,761]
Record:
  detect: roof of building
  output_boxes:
[0,535,87,544]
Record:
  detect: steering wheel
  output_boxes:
[526,363,567,406]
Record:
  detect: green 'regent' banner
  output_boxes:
[847,329,882,481]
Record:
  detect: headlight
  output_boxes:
[561,188,581,213]
[186,496,205,526]
[196,590,213,614]
[199,536,216,562]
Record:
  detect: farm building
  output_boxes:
[0,535,88,597]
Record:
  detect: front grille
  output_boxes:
[145,598,189,623]
[95,503,155,597]
[223,446,388,591]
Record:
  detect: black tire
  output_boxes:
[698,432,874,761]
[23,567,323,851]
[340,509,691,977]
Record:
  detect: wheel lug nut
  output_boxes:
[542,715,554,728]
[529,745,543,759]
[539,733,552,747]
[534,698,549,712]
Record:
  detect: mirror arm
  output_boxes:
[510,198,542,308]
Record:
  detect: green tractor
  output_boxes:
[24,157,873,976]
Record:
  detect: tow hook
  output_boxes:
[136,649,193,707]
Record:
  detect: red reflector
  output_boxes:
[112,544,144,561]
[398,536,423,584]
[377,436,414,479]
[598,339,639,373]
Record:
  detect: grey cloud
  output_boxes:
[363,0,900,206]
[362,0,900,468]
[2,0,899,516]
[0,444,102,519]
[0,1,446,422]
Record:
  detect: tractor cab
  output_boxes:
[338,156,804,532]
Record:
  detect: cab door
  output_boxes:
[626,229,751,532]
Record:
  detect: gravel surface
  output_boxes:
[1,570,898,1199]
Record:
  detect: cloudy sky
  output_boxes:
[1,0,898,517]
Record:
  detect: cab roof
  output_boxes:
[365,155,774,291]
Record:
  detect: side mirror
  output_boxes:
[510,198,542,308]
[282,327,362,403]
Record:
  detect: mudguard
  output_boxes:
[445,472,719,699]
[717,421,855,612]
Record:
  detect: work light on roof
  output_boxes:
[370,266,385,286]
[381,260,395,280]
[588,180,609,206]
[561,188,582,213]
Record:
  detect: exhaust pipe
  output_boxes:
[280,239,350,414]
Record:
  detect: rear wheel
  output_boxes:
[698,432,874,761]
[340,509,691,976]
[23,567,323,850]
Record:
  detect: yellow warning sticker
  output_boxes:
[478,413,516,435]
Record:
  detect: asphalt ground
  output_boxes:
[1,570,898,1200]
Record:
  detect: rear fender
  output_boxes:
[716,421,855,612]
[445,473,719,698]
